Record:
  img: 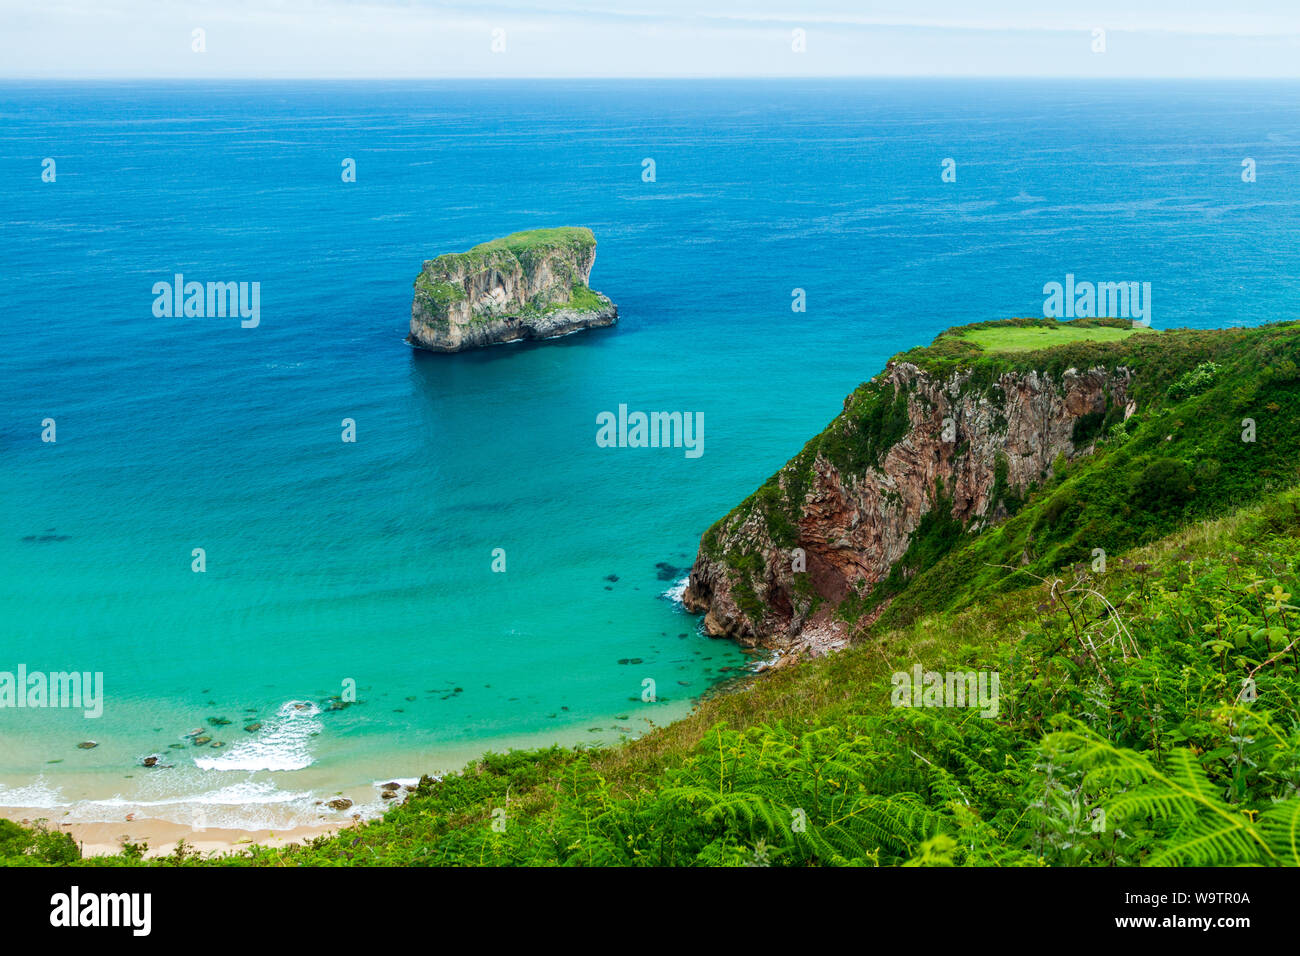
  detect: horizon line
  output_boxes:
[4,74,1300,82]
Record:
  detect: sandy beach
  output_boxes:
[1,806,350,858]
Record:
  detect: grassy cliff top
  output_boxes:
[424,227,597,276]
[953,320,1155,353]
[468,226,595,257]
[893,317,1275,396]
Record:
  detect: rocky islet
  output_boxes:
[408,226,618,353]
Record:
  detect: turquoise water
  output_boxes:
[2,80,1299,828]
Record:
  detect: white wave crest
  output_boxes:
[661,574,689,606]
[193,699,322,771]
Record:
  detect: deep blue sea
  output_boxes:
[2,80,1298,829]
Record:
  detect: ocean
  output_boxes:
[2,79,1298,829]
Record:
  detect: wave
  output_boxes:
[0,778,68,810]
[372,777,421,788]
[0,701,426,832]
[192,699,322,772]
[661,574,689,606]
[0,776,331,830]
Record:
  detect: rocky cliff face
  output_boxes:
[682,359,1132,657]
[408,227,618,352]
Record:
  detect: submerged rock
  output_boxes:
[407,227,618,353]
[655,562,681,580]
[326,798,353,811]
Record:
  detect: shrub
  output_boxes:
[1131,458,1194,508]
[1167,361,1220,401]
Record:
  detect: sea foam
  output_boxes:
[193,699,322,772]
[662,575,689,606]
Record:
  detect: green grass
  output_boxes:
[540,283,605,314]
[412,273,466,322]
[426,227,596,278]
[956,322,1155,353]
[471,226,595,260]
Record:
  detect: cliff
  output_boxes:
[683,320,1151,656]
[408,227,617,352]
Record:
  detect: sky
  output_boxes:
[2,0,1300,79]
